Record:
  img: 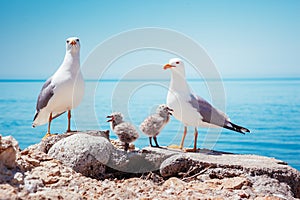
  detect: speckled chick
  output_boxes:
[107,112,139,151]
[140,104,173,147]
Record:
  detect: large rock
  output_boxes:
[48,133,113,179]
[160,154,197,177]
[0,135,20,169]
[107,147,177,173]
[156,147,300,198]
[0,135,20,185]
[37,130,109,153]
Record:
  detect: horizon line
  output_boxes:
[0,77,300,82]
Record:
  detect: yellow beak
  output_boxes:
[70,40,76,45]
[163,64,174,70]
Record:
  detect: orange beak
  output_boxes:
[70,40,76,46]
[163,64,174,70]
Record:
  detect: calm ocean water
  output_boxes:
[0,79,299,170]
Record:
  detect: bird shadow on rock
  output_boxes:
[107,148,165,174]
[106,146,234,175]
[197,148,234,156]
[145,146,234,156]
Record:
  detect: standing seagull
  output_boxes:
[140,104,173,147]
[107,112,139,151]
[163,58,250,152]
[32,37,84,137]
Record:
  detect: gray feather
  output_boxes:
[140,115,165,136]
[189,94,229,127]
[189,94,250,134]
[33,78,54,120]
[114,122,139,143]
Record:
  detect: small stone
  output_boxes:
[25,157,40,166]
[205,179,223,190]
[160,154,195,177]
[12,172,24,185]
[0,144,17,169]
[24,178,44,193]
[239,191,250,198]
[49,167,61,176]
[162,177,186,192]
[43,176,59,184]
[110,139,136,151]
[254,196,283,200]
[41,161,58,168]
[0,184,18,199]
[20,149,30,155]
[222,177,249,190]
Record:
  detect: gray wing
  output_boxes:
[33,78,54,120]
[189,94,229,127]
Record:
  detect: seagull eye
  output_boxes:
[76,39,79,42]
[66,40,69,43]
[176,61,180,64]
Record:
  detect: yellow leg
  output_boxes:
[48,112,52,134]
[168,126,187,150]
[42,113,53,140]
[179,126,187,149]
[185,128,198,152]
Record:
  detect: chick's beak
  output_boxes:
[163,64,174,70]
[106,115,113,122]
[167,107,174,112]
[70,40,76,46]
[167,107,174,115]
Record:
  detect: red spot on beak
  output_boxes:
[163,64,174,70]
[70,40,76,46]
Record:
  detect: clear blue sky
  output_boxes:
[0,0,299,79]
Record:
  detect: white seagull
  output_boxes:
[163,58,250,152]
[140,104,173,147]
[32,37,84,137]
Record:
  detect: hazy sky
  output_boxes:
[0,0,299,79]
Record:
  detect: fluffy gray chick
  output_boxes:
[140,104,173,147]
[107,112,139,151]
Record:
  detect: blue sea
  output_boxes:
[0,78,299,171]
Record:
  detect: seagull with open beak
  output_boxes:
[106,112,139,151]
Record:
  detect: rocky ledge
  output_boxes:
[0,131,299,199]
